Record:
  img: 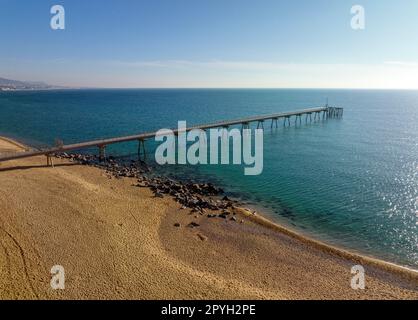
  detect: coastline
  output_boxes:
[7,135,417,275]
[0,136,30,152]
[241,207,418,277]
[0,135,417,299]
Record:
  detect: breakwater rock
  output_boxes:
[55,152,240,219]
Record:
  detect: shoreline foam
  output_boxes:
[239,207,418,277]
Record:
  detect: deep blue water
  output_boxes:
[0,89,417,269]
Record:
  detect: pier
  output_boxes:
[0,106,343,165]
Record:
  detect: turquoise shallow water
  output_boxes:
[0,89,417,269]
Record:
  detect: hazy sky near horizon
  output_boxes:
[1,0,418,88]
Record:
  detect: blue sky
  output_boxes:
[1,0,418,88]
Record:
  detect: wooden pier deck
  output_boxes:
[0,106,343,164]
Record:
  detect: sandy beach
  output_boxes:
[0,136,417,300]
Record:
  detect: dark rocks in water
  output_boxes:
[54,151,244,217]
[184,182,223,197]
[280,207,296,219]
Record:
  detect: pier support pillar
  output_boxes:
[241,122,250,130]
[46,154,54,168]
[99,145,106,162]
[271,118,278,129]
[257,120,264,129]
[138,139,146,162]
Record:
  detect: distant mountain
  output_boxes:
[0,77,62,91]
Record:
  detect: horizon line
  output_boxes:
[45,87,418,91]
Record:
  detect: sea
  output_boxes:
[0,88,417,269]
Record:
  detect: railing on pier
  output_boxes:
[0,106,343,165]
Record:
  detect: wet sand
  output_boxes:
[0,137,417,299]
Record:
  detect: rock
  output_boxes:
[61,152,245,216]
[136,182,148,188]
[188,222,200,228]
[174,223,181,227]
[197,233,207,241]
[230,216,237,222]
